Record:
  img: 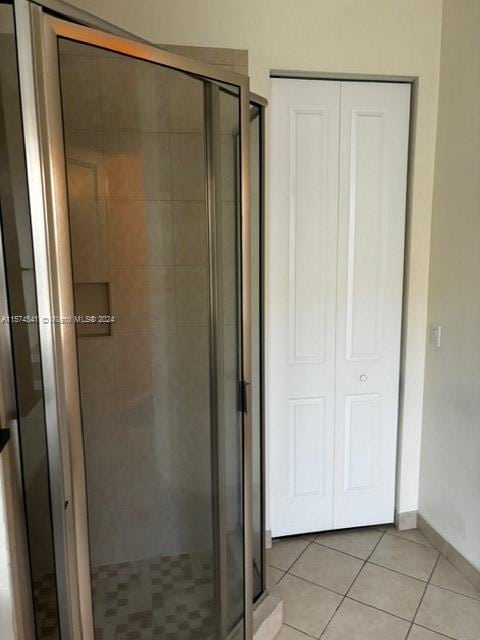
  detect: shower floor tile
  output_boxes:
[34,552,215,640]
[92,553,215,640]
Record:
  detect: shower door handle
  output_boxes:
[239,380,250,414]
[0,428,10,453]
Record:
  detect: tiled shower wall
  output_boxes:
[59,40,247,569]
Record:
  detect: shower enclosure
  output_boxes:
[0,1,266,638]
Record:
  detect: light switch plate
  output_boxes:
[431,324,442,348]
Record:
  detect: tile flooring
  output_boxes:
[34,552,215,640]
[269,526,480,640]
[91,553,215,640]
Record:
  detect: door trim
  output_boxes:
[15,1,252,637]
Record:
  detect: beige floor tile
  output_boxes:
[273,574,342,637]
[408,626,450,640]
[370,534,438,581]
[290,543,363,595]
[274,624,314,640]
[322,598,409,640]
[348,562,425,620]
[415,585,480,640]
[385,527,434,548]
[315,527,383,559]
[267,565,284,591]
[269,537,310,571]
[430,557,480,600]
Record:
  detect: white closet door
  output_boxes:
[269,79,340,536]
[333,82,410,528]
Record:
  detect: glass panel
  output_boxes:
[249,105,263,600]
[58,39,219,638]
[217,87,244,632]
[0,5,61,639]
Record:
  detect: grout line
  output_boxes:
[312,539,376,562]
[405,550,441,639]
[281,570,347,598]
[428,581,480,602]
[366,559,430,583]
[282,622,318,639]
[344,595,412,623]
[273,529,476,639]
[318,529,388,638]
[385,530,434,548]
[412,622,458,640]
[274,539,315,580]
[383,530,436,550]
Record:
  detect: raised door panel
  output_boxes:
[269,78,339,536]
[334,82,410,528]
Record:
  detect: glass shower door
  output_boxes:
[24,8,252,640]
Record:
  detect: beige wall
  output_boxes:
[69,0,444,516]
[419,0,480,569]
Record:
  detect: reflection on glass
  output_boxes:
[249,105,264,600]
[217,87,245,632]
[0,5,61,639]
[59,39,216,638]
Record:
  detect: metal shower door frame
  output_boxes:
[13,1,253,638]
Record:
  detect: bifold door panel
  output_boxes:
[269,80,340,535]
[269,78,410,537]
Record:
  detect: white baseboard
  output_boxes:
[417,513,480,591]
[265,530,272,549]
[395,509,418,531]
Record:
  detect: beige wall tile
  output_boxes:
[99,57,170,132]
[175,265,208,326]
[220,134,236,201]
[59,54,102,130]
[173,201,207,265]
[77,336,115,397]
[145,202,175,266]
[69,199,108,283]
[104,131,171,200]
[107,200,148,266]
[169,71,204,133]
[113,329,152,398]
[149,267,176,329]
[65,130,105,200]
[107,200,174,267]
[110,266,150,330]
[139,132,172,200]
[171,133,206,200]
[110,265,176,330]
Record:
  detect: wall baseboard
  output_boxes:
[265,530,272,549]
[417,513,480,592]
[395,509,418,531]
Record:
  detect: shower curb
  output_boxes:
[254,593,283,640]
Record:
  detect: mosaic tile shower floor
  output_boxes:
[34,553,215,640]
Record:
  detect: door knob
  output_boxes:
[360,374,368,382]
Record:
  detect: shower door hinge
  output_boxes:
[239,380,249,414]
